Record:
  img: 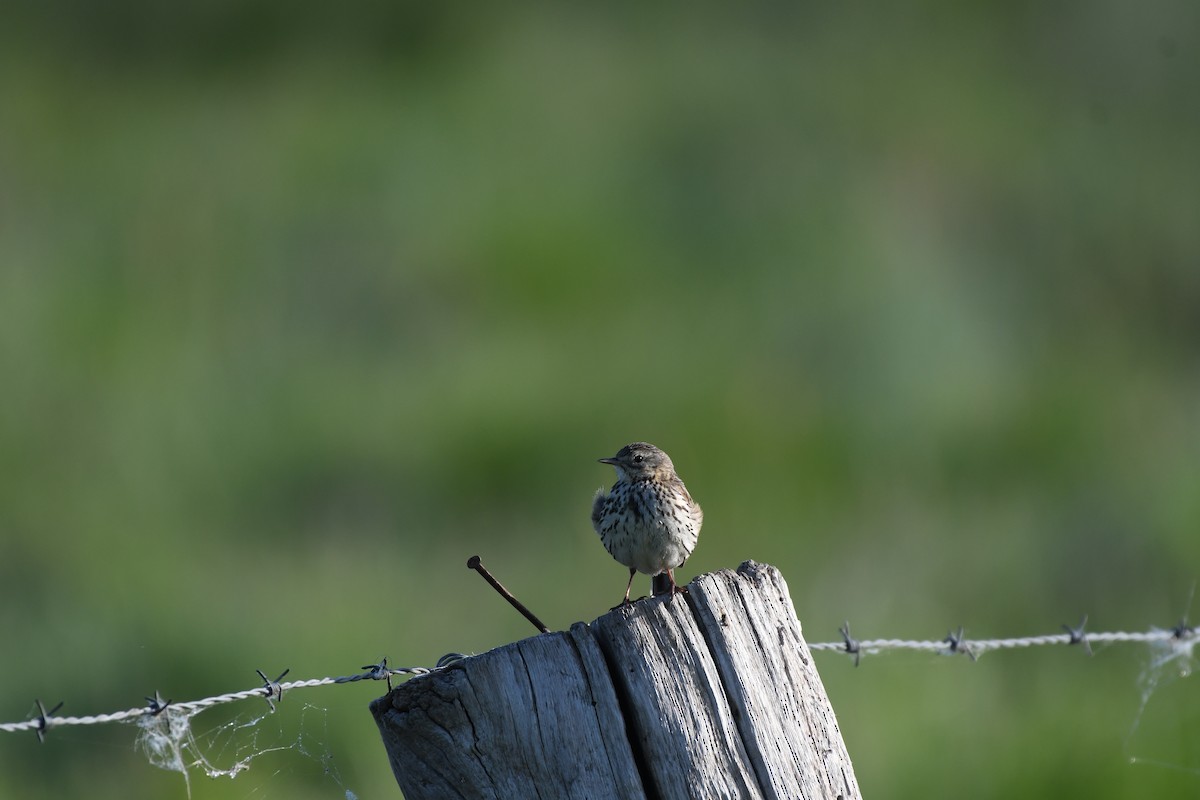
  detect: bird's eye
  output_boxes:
[633,454,644,463]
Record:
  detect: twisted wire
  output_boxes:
[2,625,1194,736]
[0,663,436,735]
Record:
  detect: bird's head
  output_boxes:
[598,442,675,481]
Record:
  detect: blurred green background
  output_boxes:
[2,2,1198,798]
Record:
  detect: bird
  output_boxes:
[591,442,703,607]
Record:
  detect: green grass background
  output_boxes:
[2,3,1198,798]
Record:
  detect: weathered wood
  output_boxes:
[369,630,643,798]
[588,585,762,799]
[371,561,861,799]
[687,561,860,800]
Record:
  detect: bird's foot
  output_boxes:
[609,595,651,611]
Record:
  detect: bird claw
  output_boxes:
[610,594,654,612]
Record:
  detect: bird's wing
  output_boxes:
[591,488,608,529]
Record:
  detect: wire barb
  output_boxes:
[943,627,977,661]
[364,658,394,691]
[255,669,290,712]
[838,621,862,667]
[334,657,447,691]
[33,699,63,743]
[144,691,173,716]
[1062,615,1092,656]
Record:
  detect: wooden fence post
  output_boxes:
[371,560,861,799]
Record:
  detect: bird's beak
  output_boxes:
[598,457,619,465]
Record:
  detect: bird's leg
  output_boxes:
[667,568,688,599]
[611,567,637,610]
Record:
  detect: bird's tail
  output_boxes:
[651,572,673,597]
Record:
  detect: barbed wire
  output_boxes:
[2,619,1195,741]
[0,655,464,740]
[806,617,1197,665]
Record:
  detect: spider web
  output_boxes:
[1123,626,1200,775]
[134,700,357,799]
